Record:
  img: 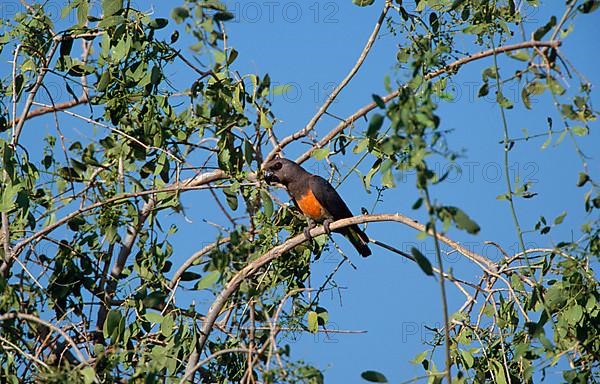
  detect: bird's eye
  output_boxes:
[271,162,282,171]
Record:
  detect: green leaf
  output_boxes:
[451,0,468,10]
[143,292,166,308]
[103,309,123,341]
[545,283,567,311]
[98,15,125,28]
[361,370,388,383]
[541,129,552,149]
[213,50,226,64]
[102,0,122,17]
[553,211,567,225]
[316,306,329,325]
[150,65,161,85]
[312,147,329,161]
[148,18,168,29]
[363,159,381,189]
[77,1,89,26]
[511,273,524,291]
[411,247,434,276]
[272,84,291,96]
[478,82,489,97]
[526,81,545,95]
[576,172,590,187]
[179,271,202,281]
[195,271,220,290]
[171,7,189,23]
[81,367,96,384]
[579,0,600,14]
[244,139,255,165]
[493,360,509,384]
[522,88,532,109]
[307,311,318,333]
[508,50,530,61]
[547,77,565,95]
[452,207,481,234]
[496,193,509,200]
[460,349,474,368]
[226,48,238,65]
[483,304,495,317]
[214,11,234,21]
[565,304,583,324]
[372,94,386,109]
[67,216,86,231]
[571,125,588,136]
[381,168,395,188]
[429,12,439,33]
[497,91,513,109]
[353,0,375,6]
[161,315,175,338]
[97,71,111,92]
[261,190,273,217]
[533,16,556,40]
[144,311,163,324]
[353,138,369,154]
[410,350,429,364]
[586,295,597,312]
[367,113,384,137]
[260,112,272,129]
[13,74,24,100]
[0,182,23,212]
[60,38,73,58]
[412,198,423,210]
[396,48,410,63]
[223,186,238,211]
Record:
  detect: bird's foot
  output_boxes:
[303,226,313,240]
[323,219,333,235]
[304,219,316,240]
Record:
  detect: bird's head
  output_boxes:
[263,157,300,185]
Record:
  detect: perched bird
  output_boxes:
[263,157,371,257]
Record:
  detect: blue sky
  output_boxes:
[2,0,598,382]
[207,2,599,382]
[194,2,598,382]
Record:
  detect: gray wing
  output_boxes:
[308,175,354,220]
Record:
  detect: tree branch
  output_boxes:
[169,237,231,290]
[265,0,392,162]
[179,348,251,384]
[0,312,87,363]
[11,39,60,148]
[95,169,228,331]
[295,39,562,164]
[2,170,227,277]
[184,212,495,381]
[9,96,90,127]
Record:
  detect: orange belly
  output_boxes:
[296,189,327,220]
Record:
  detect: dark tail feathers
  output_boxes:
[345,225,371,257]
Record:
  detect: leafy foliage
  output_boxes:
[0,0,597,383]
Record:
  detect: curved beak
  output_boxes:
[263,170,278,184]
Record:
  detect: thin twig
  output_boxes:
[169,237,231,289]
[294,40,562,164]
[186,212,495,375]
[9,96,89,127]
[2,170,226,276]
[0,334,49,369]
[0,312,87,363]
[11,39,60,148]
[423,187,452,383]
[31,101,183,164]
[265,0,392,162]
[1,210,10,272]
[179,348,251,383]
